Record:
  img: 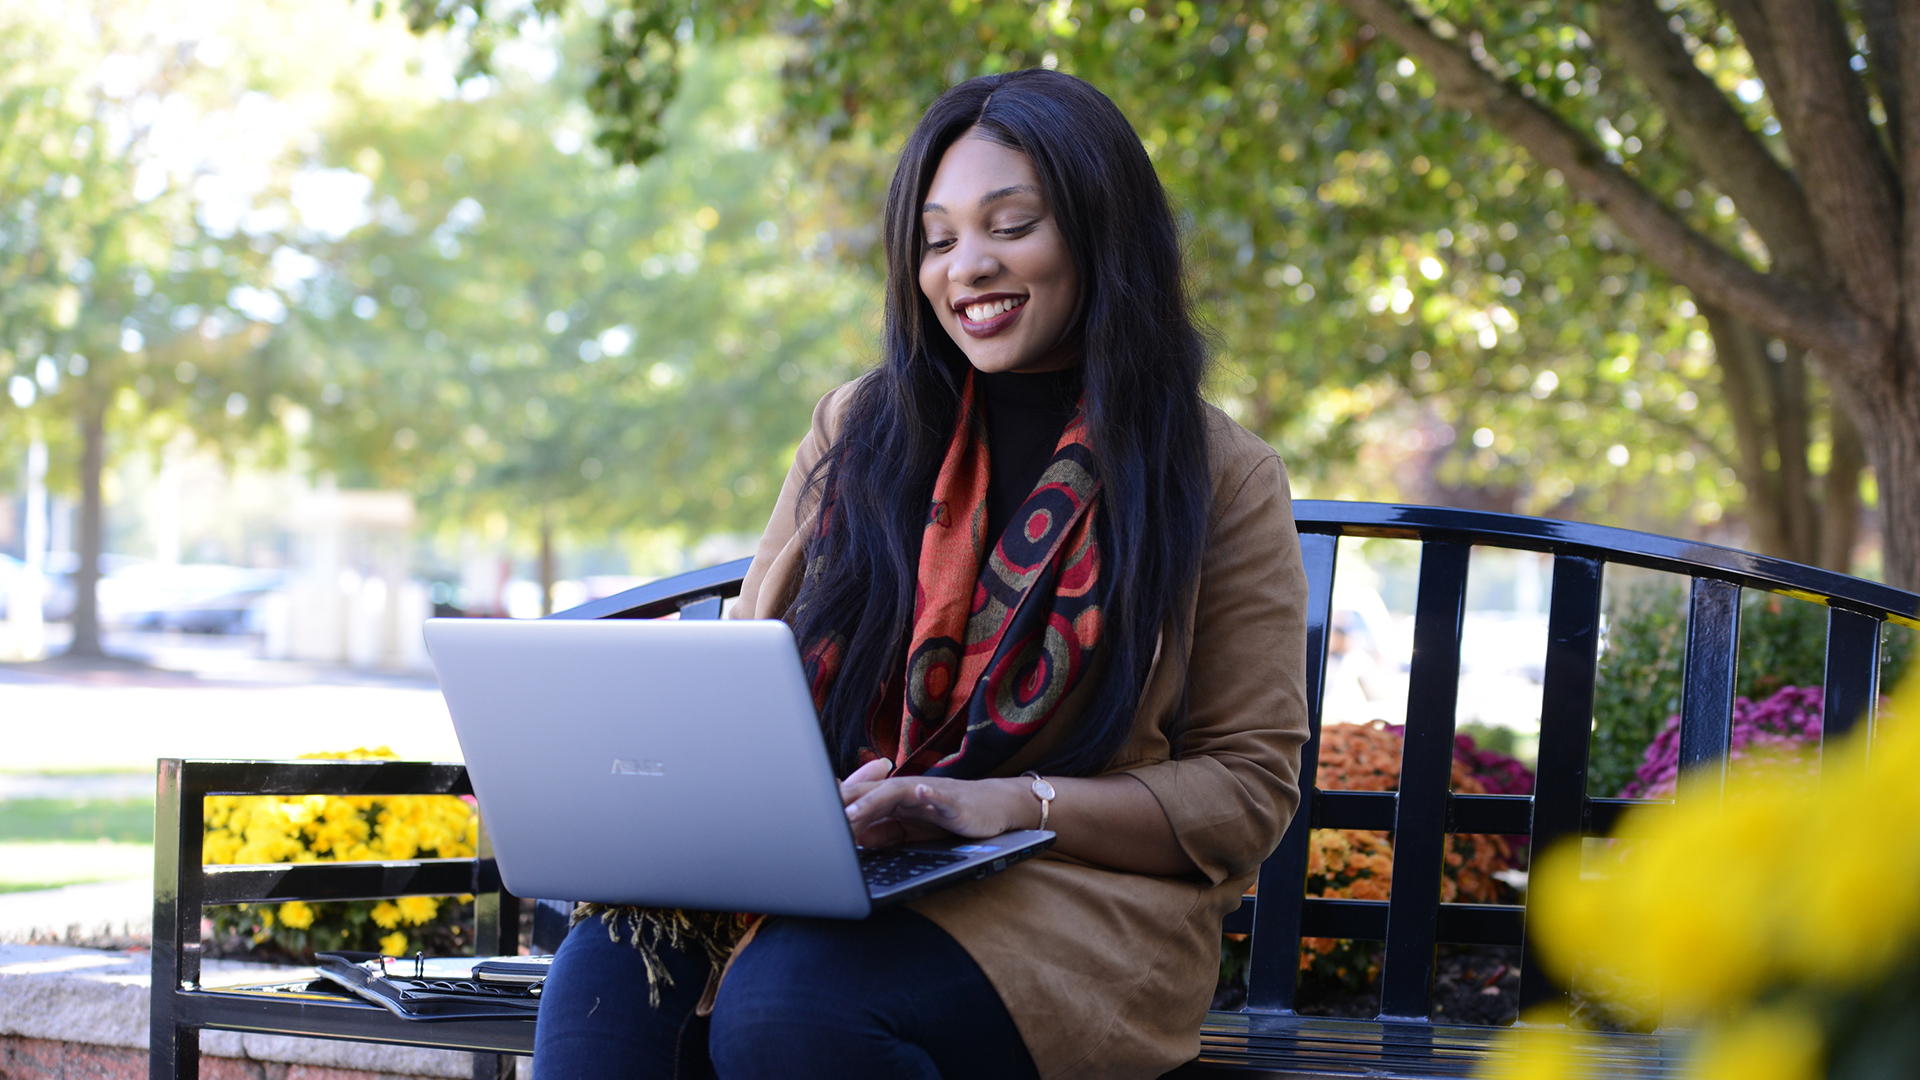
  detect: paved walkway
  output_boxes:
[1,639,464,945]
[0,942,487,1078]
[1,648,461,773]
[0,881,151,944]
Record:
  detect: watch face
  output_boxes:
[1032,778,1057,800]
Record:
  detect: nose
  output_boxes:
[947,233,999,286]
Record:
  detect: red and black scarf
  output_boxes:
[805,370,1106,779]
[575,371,1107,996]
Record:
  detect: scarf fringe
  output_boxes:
[568,903,757,1007]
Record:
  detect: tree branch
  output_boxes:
[1595,0,1824,278]
[1754,0,1902,326]
[1700,301,1788,558]
[1339,0,1881,362]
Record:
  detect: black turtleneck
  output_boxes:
[978,366,1084,548]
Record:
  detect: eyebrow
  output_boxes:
[922,183,1041,214]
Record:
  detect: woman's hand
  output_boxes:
[840,760,1033,850]
[839,760,1200,876]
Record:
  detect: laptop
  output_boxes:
[423,617,1054,919]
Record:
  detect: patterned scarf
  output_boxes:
[578,370,1106,1002]
[808,367,1107,779]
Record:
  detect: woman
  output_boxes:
[535,69,1310,1080]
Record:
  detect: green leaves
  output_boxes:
[0,6,279,480]
[285,32,870,552]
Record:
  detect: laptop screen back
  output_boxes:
[425,618,872,918]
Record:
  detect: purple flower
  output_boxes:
[1619,686,1824,799]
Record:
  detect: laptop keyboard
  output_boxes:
[859,848,967,890]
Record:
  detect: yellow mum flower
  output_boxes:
[370,902,403,930]
[397,896,440,925]
[379,932,408,956]
[278,901,315,930]
[1508,671,1920,1079]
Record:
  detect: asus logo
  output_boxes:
[611,758,666,776]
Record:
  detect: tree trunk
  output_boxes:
[1820,405,1864,572]
[1699,302,1871,571]
[538,510,556,618]
[66,393,107,658]
[1854,351,1920,590]
[1703,303,1792,558]
[1771,346,1816,560]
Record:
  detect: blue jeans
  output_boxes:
[532,907,1041,1080]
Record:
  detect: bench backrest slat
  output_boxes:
[1243,531,1338,1011]
[1518,553,1605,1012]
[1677,577,1743,802]
[1378,540,1472,1019]
[1822,606,1882,741]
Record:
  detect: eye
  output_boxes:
[924,237,956,253]
[995,221,1038,238]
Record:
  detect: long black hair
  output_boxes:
[786,69,1213,777]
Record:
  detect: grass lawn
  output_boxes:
[0,798,155,844]
[0,798,157,892]
[0,882,73,894]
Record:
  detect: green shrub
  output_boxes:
[1589,584,1687,798]
[1736,591,1829,699]
[1886,623,1916,693]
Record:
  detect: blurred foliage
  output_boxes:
[395,0,1848,545]
[0,2,291,494]
[1590,582,1917,797]
[10,0,1903,595]
[1737,592,1829,701]
[1589,582,1686,799]
[276,32,872,552]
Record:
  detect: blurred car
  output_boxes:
[37,552,149,622]
[0,553,23,619]
[98,563,289,634]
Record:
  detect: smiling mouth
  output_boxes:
[957,296,1027,338]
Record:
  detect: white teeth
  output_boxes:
[963,297,1025,322]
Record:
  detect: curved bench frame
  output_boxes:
[151,501,1919,1079]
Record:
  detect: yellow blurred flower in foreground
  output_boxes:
[1691,1009,1824,1080]
[1492,669,1920,1079]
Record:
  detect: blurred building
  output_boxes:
[269,482,429,670]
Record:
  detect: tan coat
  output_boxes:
[730,380,1310,1080]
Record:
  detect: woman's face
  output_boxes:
[918,133,1081,375]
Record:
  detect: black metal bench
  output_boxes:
[150,501,1920,1079]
